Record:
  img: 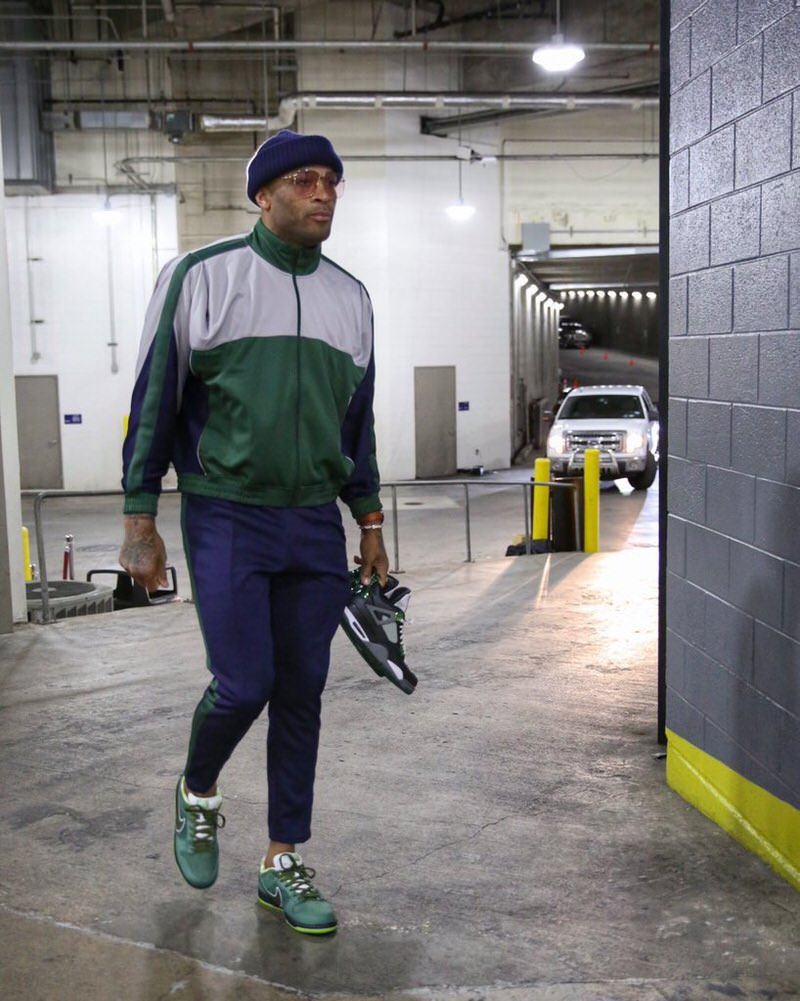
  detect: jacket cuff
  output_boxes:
[123,493,159,517]
[347,494,382,520]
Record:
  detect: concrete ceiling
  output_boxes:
[518,247,660,291]
[10,0,660,132]
[5,0,661,288]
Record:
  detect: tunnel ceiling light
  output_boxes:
[646,291,657,301]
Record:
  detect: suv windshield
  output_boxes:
[558,394,645,420]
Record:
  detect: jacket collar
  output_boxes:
[248,219,321,275]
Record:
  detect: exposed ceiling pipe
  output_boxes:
[283,92,659,109]
[199,91,658,132]
[0,38,658,54]
[116,150,658,174]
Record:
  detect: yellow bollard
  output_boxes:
[583,448,600,553]
[532,457,551,542]
[21,526,32,582]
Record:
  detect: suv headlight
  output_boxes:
[548,429,567,455]
[626,430,645,452]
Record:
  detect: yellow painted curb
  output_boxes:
[666,728,800,891]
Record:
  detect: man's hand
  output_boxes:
[354,529,389,586]
[120,515,168,592]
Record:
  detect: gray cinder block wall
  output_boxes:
[667,0,800,813]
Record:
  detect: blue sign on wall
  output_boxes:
[64,414,82,424]
[458,401,470,411]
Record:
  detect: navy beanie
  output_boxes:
[246,130,343,204]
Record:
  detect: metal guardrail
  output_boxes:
[23,478,575,623]
[23,488,177,624]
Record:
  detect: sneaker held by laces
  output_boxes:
[341,569,418,695]
[257,852,338,935]
[174,776,225,889]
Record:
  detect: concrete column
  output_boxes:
[0,116,26,631]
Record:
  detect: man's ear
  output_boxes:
[255,187,272,211]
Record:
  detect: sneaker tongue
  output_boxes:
[390,591,411,613]
[182,782,222,810]
[273,851,302,870]
[383,582,411,612]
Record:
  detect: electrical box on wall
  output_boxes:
[521,223,551,255]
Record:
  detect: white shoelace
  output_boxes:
[187,804,225,849]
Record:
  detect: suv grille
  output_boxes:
[569,430,624,452]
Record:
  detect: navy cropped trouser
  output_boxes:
[181,494,350,844]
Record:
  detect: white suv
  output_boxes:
[546,384,659,490]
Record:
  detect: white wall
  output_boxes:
[501,108,660,247]
[320,114,511,478]
[7,191,178,491]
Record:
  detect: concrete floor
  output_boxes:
[2,477,799,1001]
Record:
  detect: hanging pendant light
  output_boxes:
[532,0,585,73]
[445,160,476,221]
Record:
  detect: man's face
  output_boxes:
[255,163,339,248]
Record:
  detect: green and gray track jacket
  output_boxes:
[122,220,381,520]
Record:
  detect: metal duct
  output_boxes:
[0,3,55,193]
[199,91,658,132]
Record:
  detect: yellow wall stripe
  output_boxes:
[666,728,800,892]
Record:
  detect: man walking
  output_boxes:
[120,129,388,935]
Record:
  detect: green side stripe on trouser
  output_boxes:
[184,679,220,779]
[180,493,212,672]
[180,492,219,778]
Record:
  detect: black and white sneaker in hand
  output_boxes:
[341,569,418,694]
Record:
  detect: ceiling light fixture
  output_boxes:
[445,159,476,222]
[532,0,585,73]
[92,196,121,226]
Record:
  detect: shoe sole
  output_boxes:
[257,894,338,935]
[341,608,416,694]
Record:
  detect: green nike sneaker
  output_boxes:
[257,852,338,935]
[173,776,225,889]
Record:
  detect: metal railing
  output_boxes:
[24,488,177,623]
[23,478,576,623]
